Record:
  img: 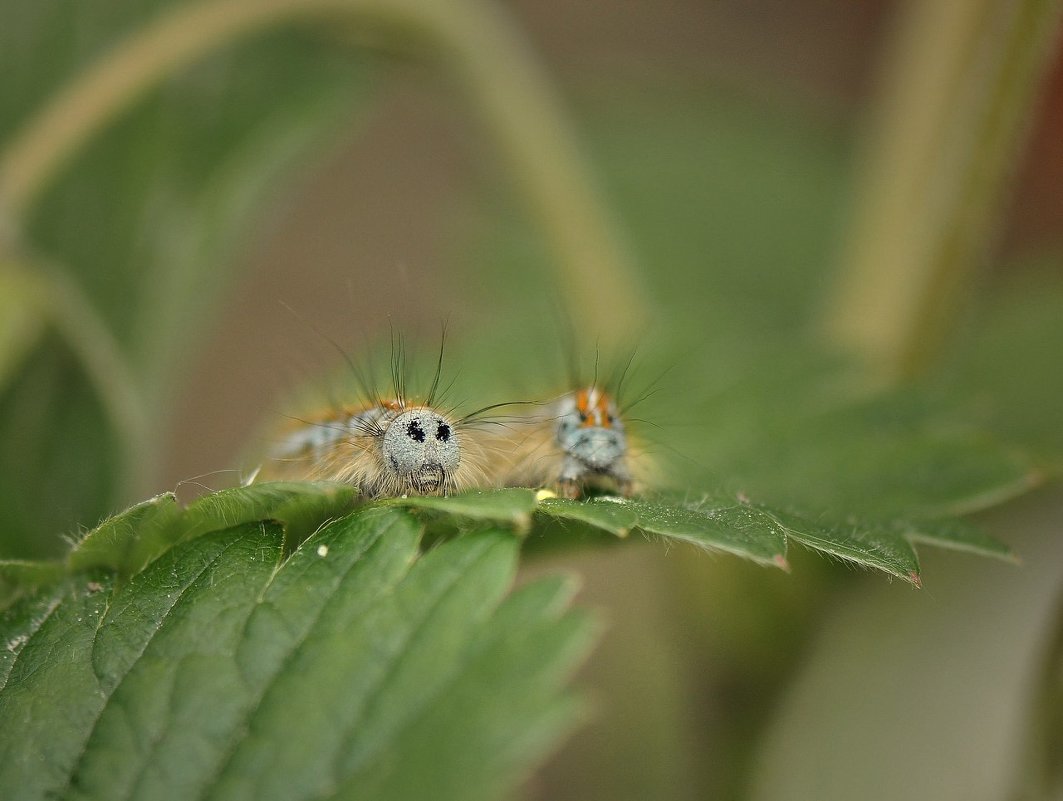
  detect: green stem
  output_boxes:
[1010,584,1063,799]
[2,257,152,499]
[828,0,1063,381]
[0,0,645,336]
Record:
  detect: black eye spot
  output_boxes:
[406,420,426,443]
[436,421,451,442]
[607,415,615,424]
[578,412,588,422]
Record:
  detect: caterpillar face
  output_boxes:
[556,389,627,473]
[381,408,461,494]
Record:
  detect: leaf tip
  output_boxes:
[907,570,923,589]
[773,553,791,572]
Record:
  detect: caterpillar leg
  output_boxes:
[557,456,587,499]
[555,456,634,499]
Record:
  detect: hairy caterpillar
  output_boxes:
[255,334,500,498]
[494,350,651,499]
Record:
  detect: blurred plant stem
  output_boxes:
[829,0,1062,382]
[0,257,152,498]
[1010,586,1063,799]
[0,0,644,339]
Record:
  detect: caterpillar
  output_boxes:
[550,385,636,498]
[255,334,498,498]
[495,380,646,500]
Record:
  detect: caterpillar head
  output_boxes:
[382,407,461,494]
[557,388,627,472]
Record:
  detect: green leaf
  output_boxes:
[665,359,1042,523]
[336,576,594,801]
[900,516,1017,562]
[538,496,638,538]
[629,497,789,568]
[0,581,74,689]
[767,508,922,586]
[66,482,356,578]
[4,480,1018,603]
[383,488,538,527]
[0,5,377,554]
[175,480,357,550]
[0,341,119,558]
[0,559,66,588]
[0,504,594,801]
[66,523,283,801]
[942,273,1063,471]
[734,417,1040,519]
[67,491,181,575]
[534,492,1013,585]
[0,572,117,797]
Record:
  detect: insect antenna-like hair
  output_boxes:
[545,301,583,391]
[424,323,448,407]
[458,399,540,425]
[611,345,639,404]
[389,323,409,406]
[617,362,673,416]
[278,300,383,405]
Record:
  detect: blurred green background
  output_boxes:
[1,1,1061,799]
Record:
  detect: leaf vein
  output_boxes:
[0,591,65,695]
[322,541,504,791]
[196,519,403,800]
[61,533,255,799]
